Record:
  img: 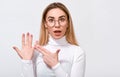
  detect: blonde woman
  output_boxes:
[13,2,86,77]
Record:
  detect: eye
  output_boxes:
[59,18,65,22]
[48,19,54,23]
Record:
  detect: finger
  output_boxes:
[22,33,25,48]
[35,40,39,45]
[29,34,33,47]
[38,46,51,54]
[40,46,51,53]
[13,46,22,58]
[56,49,60,55]
[26,32,29,46]
[34,40,39,48]
[42,56,50,66]
[35,45,47,55]
[35,45,51,56]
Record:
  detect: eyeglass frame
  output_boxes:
[45,15,68,27]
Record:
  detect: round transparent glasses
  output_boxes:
[46,17,67,27]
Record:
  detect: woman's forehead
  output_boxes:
[46,8,67,19]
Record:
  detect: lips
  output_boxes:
[53,30,62,36]
[53,30,62,33]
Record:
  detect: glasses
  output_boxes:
[46,17,67,27]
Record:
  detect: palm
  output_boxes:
[13,33,34,60]
[20,45,34,60]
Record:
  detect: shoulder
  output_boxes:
[69,44,85,54]
[68,44,86,61]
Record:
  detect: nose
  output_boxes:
[54,20,60,27]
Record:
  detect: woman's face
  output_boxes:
[45,8,68,39]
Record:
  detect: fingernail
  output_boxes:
[27,32,29,35]
[13,47,15,49]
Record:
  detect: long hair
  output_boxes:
[39,2,79,46]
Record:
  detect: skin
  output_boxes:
[13,33,34,60]
[13,8,68,68]
[45,8,68,39]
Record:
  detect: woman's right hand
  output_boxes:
[13,33,34,60]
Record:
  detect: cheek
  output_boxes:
[47,28,52,33]
[62,26,68,34]
[64,24,68,32]
[46,27,54,35]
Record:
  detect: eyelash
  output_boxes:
[59,18,65,22]
[48,19,54,22]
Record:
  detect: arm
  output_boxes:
[70,48,86,77]
[20,51,39,77]
[51,63,69,77]
[21,60,35,77]
[35,45,85,77]
[35,45,69,77]
[13,33,36,77]
[52,48,86,77]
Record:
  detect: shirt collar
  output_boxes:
[48,35,69,46]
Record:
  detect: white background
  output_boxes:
[0,0,120,77]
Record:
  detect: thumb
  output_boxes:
[13,46,22,59]
[56,49,60,55]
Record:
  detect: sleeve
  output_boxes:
[70,47,86,77]
[51,47,86,77]
[20,51,38,77]
[51,63,69,77]
[21,60,35,77]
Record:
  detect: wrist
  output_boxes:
[51,62,60,70]
[22,56,32,60]
[21,59,33,64]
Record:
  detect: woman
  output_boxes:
[13,2,86,77]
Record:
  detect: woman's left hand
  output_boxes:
[35,45,60,68]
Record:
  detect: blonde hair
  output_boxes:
[39,2,79,46]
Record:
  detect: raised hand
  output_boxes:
[13,33,34,60]
[35,44,60,68]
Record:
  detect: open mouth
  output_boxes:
[53,30,62,33]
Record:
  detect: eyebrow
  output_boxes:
[48,16,54,19]
[47,15,66,19]
[59,15,66,18]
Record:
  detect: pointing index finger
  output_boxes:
[36,45,50,55]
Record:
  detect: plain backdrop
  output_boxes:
[0,0,120,77]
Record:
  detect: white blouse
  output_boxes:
[21,36,86,77]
